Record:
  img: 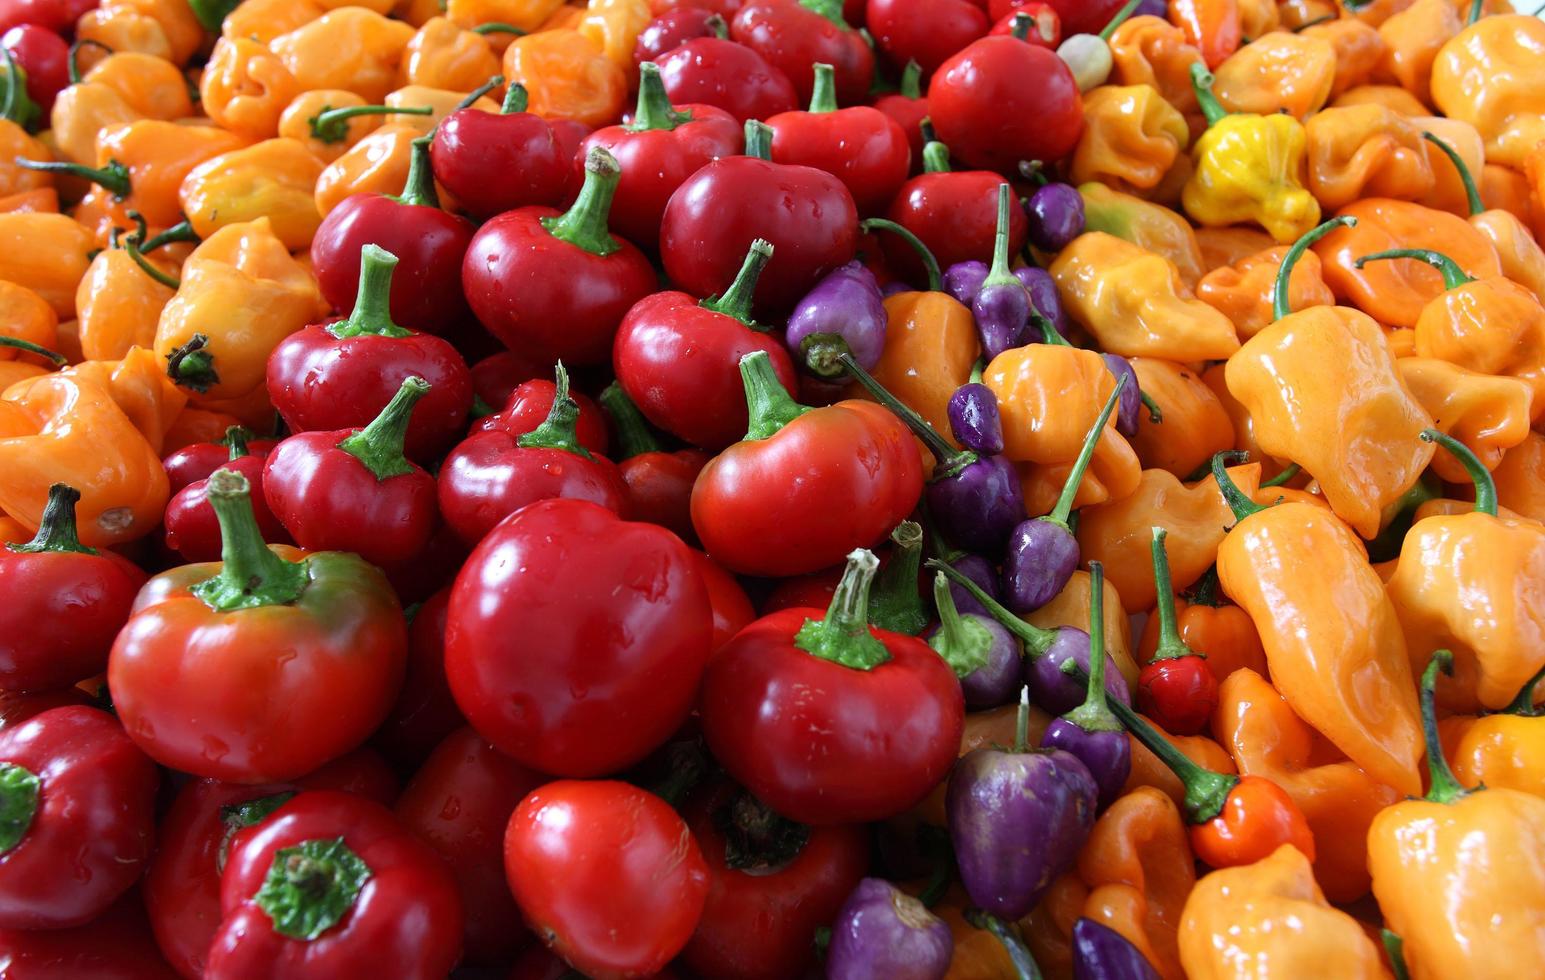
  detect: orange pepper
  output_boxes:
[539,4,588,32]
[1108,16,1205,135]
[200,37,300,141]
[1431,13,1545,169]
[277,90,381,164]
[271,8,417,104]
[1494,432,1545,524]
[1023,875,1086,980]
[381,85,499,137]
[865,291,978,447]
[0,121,53,199]
[161,406,245,454]
[1197,244,1335,340]
[0,374,168,546]
[1138,579,1268,686]
[49,53,193,166]
[1412,115,1485,217]
[1128,358,1234,479]
[1193,226,1273,272]
[1480,163,1535,227]
[984,344,1118,464]
[0,188,58,213]
[223,0,325,43]
[55,346,188,454]
[1069,85,1189,197]
[1303,105,1436,212]
[1348,0,1418,28]
[319,0,394,11]
[1122,724,1237,810]
[503,29,625,127]
[578,0,653,71]
[1169,0,1241,70]
[1026,569,1139,689]
[0,282,61,369]
[314,124,418,218]
[1397,357,1533,482]
[395,0,454,28]
[1202,361,1288,480]
[75,243,177,363]
[447,0,567,34]
[0,212,95,319]
[1276,0,1338,31]
[1330,83,1430,116]
[935,899,1018,980]
[77,0,203,66]
[1212,32,1335,120]
[0,361,50,390]
[1300,19,1387,102]
[1377,0,1463,107]
[1017,436,1142,516]
[399,16,501,92]
[180,139,326,252]
[1079,184,1207,289]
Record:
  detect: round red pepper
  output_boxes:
[928,35,1083,172]
[445,498,712,776]
[882,139,1029,280]
[431,82,571,221]
[475,372,610,455]
[0,0,97,35]
[376,524,468,608]
[164,427,277,494]
[633,6,726,67]
[372,587,465,769]
[2,25,67,114]
[505,779,709,979]
[600,381,710,542]
[692,549,756,651]
[655,36,798,125]
[872,59,930,167]
[0,706,159,930]
[1008,0,1124,35]
[731,0,874,108]
[163,450,288,563]
[988,3,1060,45]
[0,688,92,733]
[865,0,990,77]
[1134,527,1219,736]
[0,891,180,979]
[469,349,553,415]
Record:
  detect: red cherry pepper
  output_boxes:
[110,470,408,783]
[680,781,868,980]
[163,440,288,563]
[1023,0,1127,35]
[600,381,710,542]
[0,0,93,36]
[762,564,843,614]
[0,485,145,693]
[661,121,858,312]
[395,727,545,966]
[988,3,1060,45]
[432,82,571,221]
[656,36,798,125]
[164,427,277,494]
[463,146,657,367]
[372,587,465,769]
[476,372,610,456]
[700,550,965,824]
[470,349,553,414]
[693,549,756,651]
[882,135,1028,279]
[0,891,180,979]
[731,0,874,108]
[865,0,990,77]
[634,6,726,67]
[376,524,468,607]
[505,780,709,979]
[614,239,800,451]
[691,351,924,577]
[582,62,741,251]
[446,498,712,776]
[438,363,629,546]
[928,35,1083,173]
[0,706,159,930]
[208,791,463,980]
[872,60,930,168]
[263,377,439,568]
[1,25,66,114]
[311,136,475,336]
[767,63,911,216]
[548,117,594,203]
[0,688,92,733]
[1136,527,1219,736]
[269,244,475,462]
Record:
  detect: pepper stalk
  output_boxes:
[793,549,893,670]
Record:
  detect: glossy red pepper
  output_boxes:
[634,6,727,66]
[475,372,610,454]
[883,139,1028,281]
[693,549,757,650]
[396,727,545,966]
[371,588,465,769]
[445,498,712,776]
[730,0,874,108]
[656,35,798,124]
[0,688,92,733]
[163,451,287,564]
[988,3,1061,45]
[691,351,924,577]
[0,0,97,35]
[1032,0,1126,35]
[866,0,990,76]
[872,59,931,166]
[1,24,66,114]
[505,779,709,979]
[164,427,277,494]
[431,81,571,221]
[0,484,145,692]
[208,791,463,979]
[928,34,1083,172]
[1136,528,1219,736]
[700,549,965,824]
[0,890,180,979]
[109,470,408,783]
[613,239,801,451]
[0,706,158,930]
[469,349,553,415]
[311,136,475,337]
[601,382,710,542]
[269,245,475,462]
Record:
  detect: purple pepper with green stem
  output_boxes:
[1018,265,1071,341]
[972,184,1034,359]
[948,382,1003,454]
[927,571,1022,709]
[826,878,953,980]
[785,260,888,372]
[943,260,989,305]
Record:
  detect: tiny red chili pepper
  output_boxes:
[883,134,1029,282]
[1137,526,1220,736]
[0,0,96,35]
[431,80,572,221]
[656,34,799,125]
[730,0,875,108]
[163,444,289,564]
[164,426,278,494]
[868,0,991,76]
[872,59,931,167]
[600,382,710,543]
[474,371,611,455]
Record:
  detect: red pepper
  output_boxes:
[372,587,466,769]
[988,3,1061,45]
[634,6,727,67]
[395,727,545,966]
[691,351,924,577]
[582,63,742,251]
[463,147,657,367]
[867,0,990,77]
[431,81,571,221]
[164,427,277,494]
[1,24,67,114]
[656,35,799,124]
[269,245,475,462]
[660,121,859,312]
[1136,527,1219,736]
[0,706,159,930]
[438,364,629,546]
[469,349,553,415]
[600,381,710,542]
[109,469,408,783]
[614,239,800,451]
[445,498,712,776]
[475,371,610,454]
[0,891,179,979]
[0,688,92,733]
[872,59,931,167]
[700,549,965,823]
[1024,0,1123,36]
[164,443,288,563]
[762,565,843,613]
[883,135,1029,281]
[262,377,439,567]
[928,33,1083,173]
[208,791,463,979]
[693,549,757,650]
[311,136,475,337]
[730,0,874,108]
[0,484,144,693]
[767,63,911,216]
[0,0,93,35]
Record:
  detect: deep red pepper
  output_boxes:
[865,0,990,77]
[761,564,843,613]
[680,781,869,980]
[505,780,709,979]
[633,6,726,67]
[1048,0,1142,39]
[692,549,756,651]
[1,24,67,114]
[395,727,545,966]
[0,0,94,36]
[372,587,465,769]
[766,63,911,216]
[613,239,801,451]
[700,550,965,824]
[928,34,1083,172]
[311,136,475,336]
[660,120,858,313]
[691,351,924,577]
[462,146,657,367]
[0,706,159,930]
[600,381,710,542]
[0,688,92,733]
[208,791,463,979]
[163,447,288,564]
[655,36,798,124]
[469,349,553,415]
[268,244,475,462]
[730,0,874,108]
[431,81,571,221]
[882,137,1029,280]
[0,484,145,693]
[988,2,1060,45]
[445,498,712,776]
[377,524,468,608]
[547,117,594,203]
[438,364,628,546]
[872,59,930,169]
[0,890,180,980]
[508,944,682,980]
[581,62,741,251]
[1135,527,1219,736]
[475,372,610,455]
[163,427,277,494]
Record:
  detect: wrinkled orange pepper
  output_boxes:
[984,343,1118,463]
[1128,358,1234,479]
[1378,0,1463,108]
[200,37,300,141]
[1423,129,1545,306]
[1121,724,1237,810]
[1494,432,1545,524]
[1300,18,1387,102]
[1396,357,1533,482]
[0,282,60,368]
[399,16,501,92]
[224,0,324,43]
[1070,85,1189,197]
[78,0,203,66]
[1331,83,1430,116]
[502,28,625,127]
[76,245,176,363]
[277,90,381,164]
[180,138,326,252]
[1193,226,1273,272]
[1108,16,1205,133]
[55,346,188,454]
[1412,114,1484,217]
[271,7,417,104]
[1017,436,1142,516]
[1212,32,1335,120]
[865,291,978,447]
[1197,244,1335,340]
[49,52,193,166]
[1448,672,1545,797]
[578,0,653,70]
[1430,13,1545,169]
[0,121,52,199]
[1079,184,1207,288]
[1304,105,1436,211]
[447,0,566,34]
[382,85,498,137]
[0,212,95,319]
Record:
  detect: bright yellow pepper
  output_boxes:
[270,8,417,104]
[1212,31,1335,120]
[1430,13,1545,169]
[399,16,501,92]
[200,37,300,141]
[179,139,325,252]
[1069,85,1190,197]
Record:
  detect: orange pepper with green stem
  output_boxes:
[276,89,423,165]
[1408,114,1482,217]
[447,0,566,34]
[271,7,417,104]
[1448,668,1545,796]
[1423,129,1545,303]
[1069,85,1189,197]
[1079,184,1207,288]
[1108,16,1205,133]
[1277,0,1337,31]
[381,84,497,137]
[502,29,625,127]
[1431,12,1545,169]
[399,16,501,91]
[0,120,52,200]
[77,0,204,66]
[1127,358,1235,479]
[1303,104,1436,211]
[55,346,188,454]
[178,138,326,252]
[1169,0,1240,69]
[1138,567,1268,685]
[1196,243,1335,340]
[313,124,419,218]
[1300,18,1387,102]
[199,37,299,141]
[1211,31,1335,120]
[0,282,61,371]
[0,211,95,319]
[1395,357,1532,483]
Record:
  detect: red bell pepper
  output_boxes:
[164,427,277,494]
[730,0,874,108]
[431,81,571,221]
[163,444,288,563]
[866,0,990,76]
[882,133,1029,281]
[600,382,710,542]
[928,33,1083,172]
[372,587,466,769]
[693,549,757,651]
[656,35,798,126]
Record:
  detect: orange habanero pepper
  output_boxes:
[1423,129,1545,303]
[1430,13,1545,169]
[77,0,203,67]
[0,281,61,369]
[579,0,654,71]
[1108,16,1205,133]
[1127,358,1235,480]
[1211,32,1335,120]
[1069,85,1189,198]
[1192,226,1273,272]
[1448,669,1545,797]
[1331,83,1430,116]
[446,0,567,35]
[1196,243,1335,340]
[76,237,177,362]
[223,0,325,43]
[1299,19,1386,102]
[314,124,419,218]
[0,212,95,319]
[502,29,625,128]
[1303,104,1436,212]
[179,139,326,252]
[200,37,300,141]
[866,287,978,446]
[1494,432,1545,524]
[55,346,188,454]
[1079,184,1206,288]
[1396,357,1533,483]
[271,8,417,104]
[49,52,193,166]
[399,16,501,92]
[1377,0,1464,108]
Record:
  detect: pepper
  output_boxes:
[1069,84,1188,198]
[1494,433,1545,524]
[1127,358,1234,480]
[446,0,565,34]
[221,0,325,42]
[1448,670,1545,796]
[1300,18,1387,102]
[598,383,708,544]
[1375,0,1461,108]
[1108,15,1204,134]
[882,140,1027,282]
[75,235,175,363]
[1168,0,1239,69]
[1332,82,1431,116]
[0,281,56,369]
[1368,651,1545,979]
[400,16,501,91]
[76,0,203,66]
[178,138,325,252]
[55,345,188,454]
[277,90,379,164]
[866,287,979,448]
[1182,62,1320,244]
[0,120,49,200]
[579,0,652,71]
[1396,357,1533,483]
[430,78,573,220]
[1196,243,1335,340]
[1422,128,1545,305]
[502,28,624,128]
[1409,115,1483,216]
[1193,226,1273,272]
[1135,528,1219,738]
[48,52,191,166]
[1211,31,1334,120]
[983,340,1123,465]
[270,7,416,104]
[1303,104,1436,212]
[199,37,298,141]
[1079,183,1206,288]
[1430,12,1545,169]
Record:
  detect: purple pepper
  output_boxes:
[827,878,953,980]
[1039,561,1132,808]
[1131,0,1169,19]
[1026,182,1085,253]
[943,259,989,305]
[881,280,912,297]
[946,691,1098,919]
[1073,917,1164,980]
[946,553,999,617]
[786,260,888,372]
[971,184,1033,359]
[927,572,1022,709]
[1016,266,1070,340]
[948,383,1003,454]
[1100,354,1142,438]
[1001,374,1127,612]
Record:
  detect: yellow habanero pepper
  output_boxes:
[1049,232,1240,361]
[49,52,193,166]
[271,8,417,105]
[1196,244,1335,340]
[76,237,178,362]
[1079,184,1206,287]
[1212,32,1335,120]
[447,0,566,35]
[1449,671,1545,796]
[180,139,325,252]
[1300,19,1386,102]
[53,346,188,454]
[313,124,419,219]
[1069,85,1189,198]
[1108,16,1205,135]
[1431,13,1545,169]
[77,0,203,67]
[1182,63,1320,244]
[200,37,300,142]
[1494,432,1545,524]
[1368,651,1545,980]
[1396,358,1532,484]
[399,16,501,92]
[0,212,95,318]
[503,29,625,128]
[1303,105,1436,212]
[224,0,325,43]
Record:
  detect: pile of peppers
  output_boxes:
[0,0,1543,977]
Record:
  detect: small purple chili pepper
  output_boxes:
[1040,561,1132,808]
[786,260,888,372]
[943,259,989,305]
[1026,181,1086,253]
[1130,0,1169,19]
[1100,354,1142,438]
[1017,265,1070,340]
[927,572,1022,709]
[826,878,953,980]
[945,551,999,618]
[971,184,1033,359]
[1001,374,1127,613]
[1072,917,1163,980]
[948,382,1003,454]
[947,689,1098,919]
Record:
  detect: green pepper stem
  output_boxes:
[0,336,66,366]
[327,244,412,339]
[1189,62,1227,128]
[541,147,622,256]
[868,521,927,635]
[808,62,838,113]
[1045,375,1127,530]
[0,762,40,855]
[1382,930,1411,980]
[472,21,526,35]
[1419,651,1468,804]
[827,347,974,476]
[516,363,593,459]
[138,219,199,253]
[1018,160,1049,187]
[922,139,951,174]
[309,104,433,144]
[452,74,502,113]
[1504,663,1545,717]
[1356,249,1472,291]
[707,14,728,38]
[67,39,112,85]
[123,235,180,290]
[166,334,219,393]
[701,239,773,327]
[336,376,430,480]
[1211,451,1269,523]
[253,836,372,941]
[7,483,97,555]
[744,119,773,160]
[861,218,942,292]
[628,63,693,131]
[190,469,309,612]
[1102,677,1237,823]
[223,426,251,461]
[1099,0,1144,39]
[1259,462,1300,489]
[963,908,1041,980]
[1273,215,1356,320]
[1421,132,1483,217]
[1467,0,1484,25]
[1010,12,1032,40]
[499,81,527,114]
[1139,390,1163,423]
[981,184,1020,289]
[1148,528,1199,662]
[1419,429,1496,517]
[391,136,440,209]
[1034,314,1070,346]
[928,571,992,679]
[1066,561,1122,733]
[799,0,849,29]
[1188,565,1222,608]
[740,350,809,441]
[927,559,1059,656]
[794,549,892,669]
[898,59,921,99]
[0,48,38,130]
[16,157,130,198]
[599,382,661,458]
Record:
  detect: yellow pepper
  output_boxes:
[1431,13,1545,169]
[1331,83,1431,116]
[1303,105,1436,212]
[200,37,300,142]
[1069,85,1190,197]
[1495,432,1545,524]
[447,0,566,34]
[270,8,417,104]
[399,16,501,92]
[180,139,325,252]
[0,212,95,318]
[1049,232,1241,361]
[1196,244,1335,340]
[77,244,176,362]
[502,28,625,128]
[1212,31,1335,120]
[578,0,652,71]
[1079,184,1205,288]
[224,0,325,43]
[55,346,187,454]
[49,53,193,166]
[1182,62,1321,244]
[1448,672,1545,796]
[77,0,203,67]
[1300,18,1387,102]
[1396,357,1532,483]
[1108,16,1205,136]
